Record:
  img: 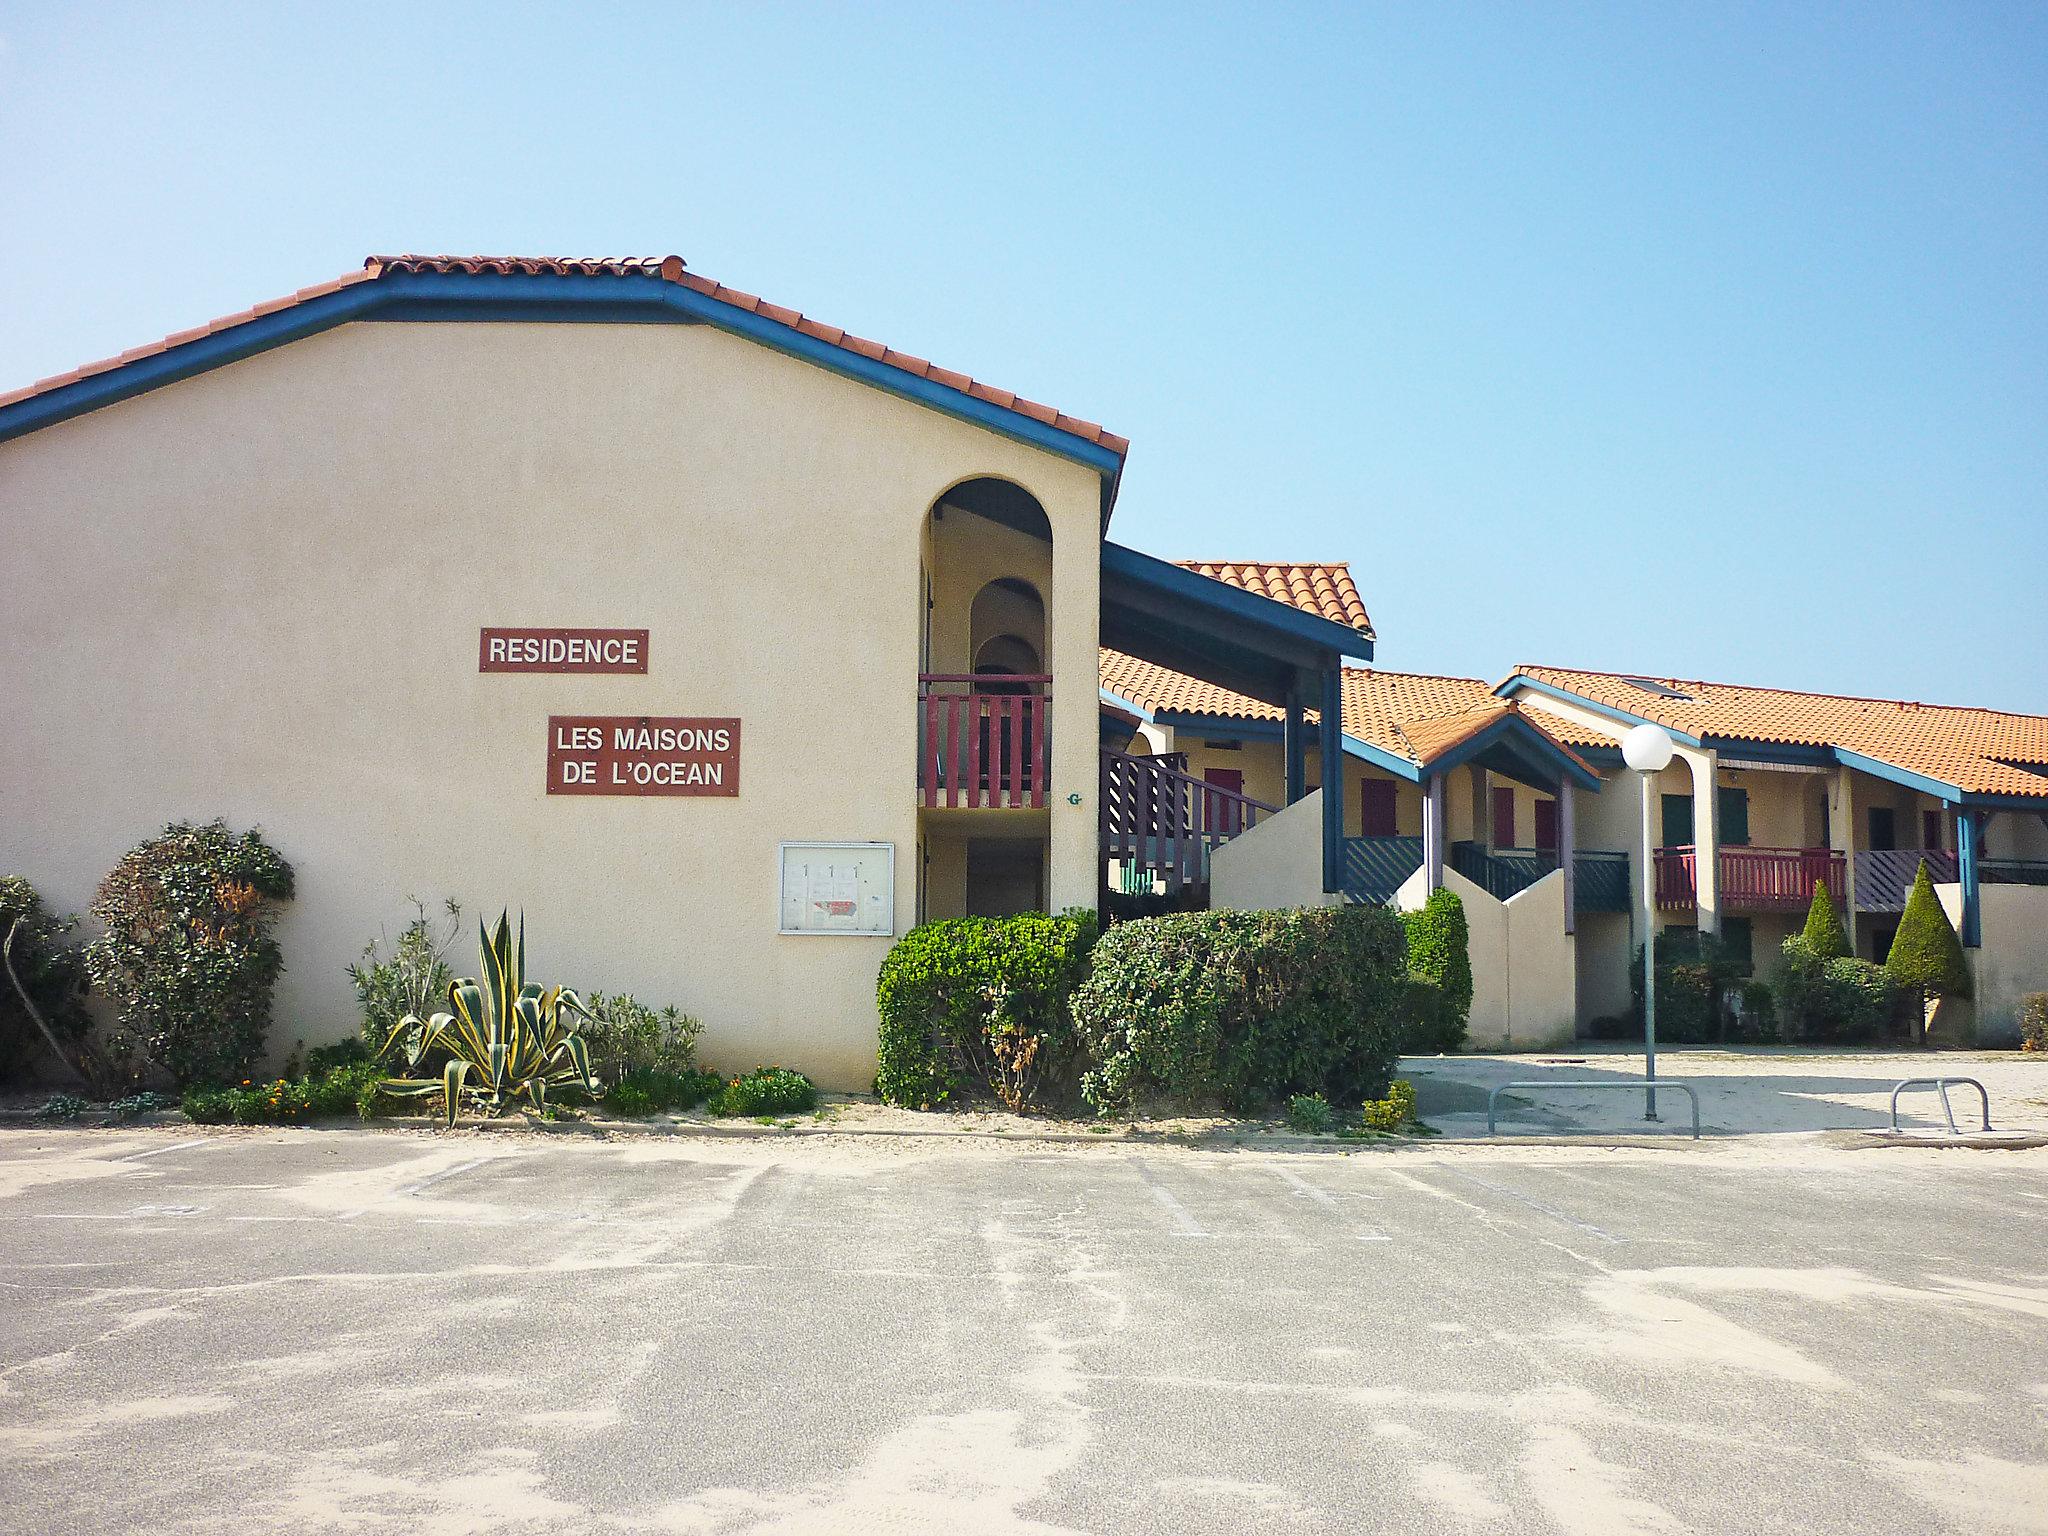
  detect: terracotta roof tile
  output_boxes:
[1099,651,1597,777]
[1176,561,1375,639]
[1,254,1129,458]
[1517,666,2048,800]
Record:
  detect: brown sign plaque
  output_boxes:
[547,716,741,797]
[481,628,650,674]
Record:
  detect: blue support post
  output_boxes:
[1957,809,1982,948]
[1320,665,1343,893]
[1284,679,1307,806]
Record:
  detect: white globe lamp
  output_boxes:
[1622,722,1675,774]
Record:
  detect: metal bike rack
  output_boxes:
[1487,1080,1700,1140]
[1888,1077,1991,1135]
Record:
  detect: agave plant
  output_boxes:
[376,911,598,1126]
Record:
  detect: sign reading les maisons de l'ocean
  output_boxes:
[548,717,741,796]
[481,627,650,674]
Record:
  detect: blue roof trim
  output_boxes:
[1832,747,1961,804]
[1100,686,1155,722]
[1494,675,1705,747]
[1706,737,1834,766]
[0,270,1128,484]
[1428,712,1605,791]
[1101,541,1374,661]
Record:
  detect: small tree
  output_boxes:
[1798,881,1850,961]
[1884,861,1971,1048]
[1400,888,1473,1053]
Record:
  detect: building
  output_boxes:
[5,253,2043,1076]
[0,254,1367,1088]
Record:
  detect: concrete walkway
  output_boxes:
[1407,1046,2048,1140]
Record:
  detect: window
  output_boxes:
[1534,798,1559,851]
[1867,806,1896,852]
[1491,787,1516,848]
[1662,794,1694,848]
[1717,786,1750,847]
[1720,917,1754,975]
[1922,809,1942,851]
[1360,779,1398,837]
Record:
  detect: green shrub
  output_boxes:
[1778,938,1900,1043]
[84,821,295,1088]
[1400,888,1472,1054]
[2020,993,2047,1053]
[1361,1078,1417,1133]
[1286,1093,1335,1134]
[577,992,703,1082]
[347,898,463,1044]
[1885,862,1972,1044]
[1798,882,1851,961]
[1073,905,1407,1115]
[876,909,1099,1110]
[305,1037,371,1076]
[0,877,94,1084]
[35,1093,89,1121]
[604,1066,723,1116]
[1630,929,1743,1044]
[181,1061,382,1125]
[1734,979,1779,1042]
[713,1066,817,1117]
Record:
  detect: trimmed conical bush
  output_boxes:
[1798,881,1850,961]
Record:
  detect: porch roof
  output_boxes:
[1098,542,1372,708]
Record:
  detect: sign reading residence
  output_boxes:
[481,627,650,674]
[547,716,741,796]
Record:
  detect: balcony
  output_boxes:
[917,674,1049,809]
[1100,747,1278,895]
[1655,845,1843,913]
[1855,848,2048,913]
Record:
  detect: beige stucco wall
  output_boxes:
[1395,866,1574,1051]
[1210,790,1339,911]
[1935,882,2048,1047]
[0,319,1106,1089]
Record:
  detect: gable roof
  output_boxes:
[1505,665,2048,804]
[0,254,1129,482]
[1174,562,1374,639]
[1100,650,1599,786]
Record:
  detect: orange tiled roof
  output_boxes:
[1516,666,2048,800]
[1099,651,1597,775]
[1176,562,1374,639]
[0,254,1130,457]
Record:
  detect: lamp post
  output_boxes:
[1622,723,1676,1121]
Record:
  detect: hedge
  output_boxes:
[1072,905,1408,1115]
[1400,887,1472,1053]
[876,910,1099,1110]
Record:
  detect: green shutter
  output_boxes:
[1717,787,1750,847]
[1661,794,1694,847]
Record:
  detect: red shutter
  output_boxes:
[1534,798,1559,851]
[1491,787,1516,848]
[1360,778,1397,837]
[1202,767,1244,796]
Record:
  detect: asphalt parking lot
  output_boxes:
[1,1126,2044,1535]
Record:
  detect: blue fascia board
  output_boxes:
[0,270,1128,487]
[1493,676,1704,748]
[1101,541,1374,662]
[1833,747,1962,804]
[1099,686,1154,722]
[1703,737,1833,766]
[1431,713,1604,791]
[1135,701,1419,778]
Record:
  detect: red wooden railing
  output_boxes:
[1100,747,1279,895]
[917,674,1050,809]
[1655,845,1844,912]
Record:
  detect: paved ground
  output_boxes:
[1,1126,2044,1535]
[1409,1046,2048,1139]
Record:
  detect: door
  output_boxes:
[1491,787,1516,848]
[1867,806,1896,852]
[1533,797,1559,852]
[1360,778,1398,837]
[1202,767,1245,837]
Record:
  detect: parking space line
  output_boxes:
[395,1156,495,1199]
[1443,1168,1620,1243]
[115,1139,209,1163]
[1265,1165,1390,1242]
[1129,1160,1210,1238]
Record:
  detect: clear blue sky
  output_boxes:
[4,3,2043,709]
